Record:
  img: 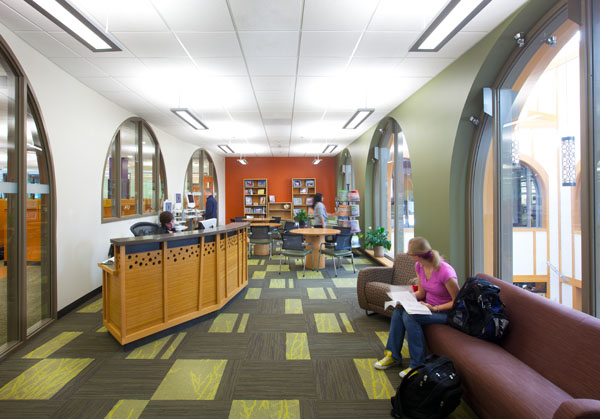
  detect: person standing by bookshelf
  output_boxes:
[311,192,327,227]
[204,188,217,221]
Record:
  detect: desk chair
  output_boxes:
[279,233,312,277]
[130,222,160,237]
[320,233,355,277]
[249,225,272,258]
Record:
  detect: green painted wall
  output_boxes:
[346,0,561,282]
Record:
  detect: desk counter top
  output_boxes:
[110,222,250,246]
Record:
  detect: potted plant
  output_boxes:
[294,209,309,227]
[361,226,392,257]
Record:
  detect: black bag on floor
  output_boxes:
[447,277,509,342]
[390,355,462,419]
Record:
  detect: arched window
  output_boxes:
[101,119,167,221]
[0,38,55,356]
[183,149,218,211]
[372,117,414,255]
[512,163,543,228]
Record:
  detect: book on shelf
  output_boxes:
[305,180,314,188]
[257,180,266,187]
[300,188,308,194]
[305,197,313,206]
[257,188,265,195]
[245,180,255,187]
[348,190,360,201]
[293,197,302,205]
[245,197,252,205]
[293,208,301,216]
[246,214,254,218]
[245,189,253,195]
[293,180,301,187]
[350,204,360,216]
[259,196,266,204]
[269,195,275,202]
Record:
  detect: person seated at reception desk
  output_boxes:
[157,211,176,234]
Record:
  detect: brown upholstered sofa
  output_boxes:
[357,253,417,316]
[424,274,600,418]
[358,262,600,418]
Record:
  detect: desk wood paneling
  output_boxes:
[99,223,249,345]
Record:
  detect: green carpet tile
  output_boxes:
[0,253,479,418]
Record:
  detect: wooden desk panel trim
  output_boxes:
[101,225,249,345]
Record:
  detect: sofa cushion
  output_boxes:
[425,324,571,419]
[478,274,600,401]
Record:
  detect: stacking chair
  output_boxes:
[320,233,355,277]
[249,225,272,258]
[279,233,312,277]
[235,216,245,222]
[322,226,351,250]
[273,221,298,251]
[130,222,160,237]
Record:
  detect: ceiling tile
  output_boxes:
[51,57,107,77]
[265,125,290,138]
[193,57,247,76]
[368,0,447,32]
[303,0,379,31]
[261,111,293,119]
[346,57,403,76]
[462,0,528,32]
[354,32,419,58]
[152,0,233,31]
[99,90,158,113]
[178,32,241,58]
[140,57,197,77]
[246,57,297,76]
[78,77,128,92]
[0,2,40,31]
[255,90,294,103]
[72,0,169,32]
[297,57,347,77]
[239,31,299,57]
[228,0,302,31]
[87,57,150,77]
[2,0,70,31]
[300,32,361,57]
[14,31,79,58]
[112,32,186,57]
[251,76,295,92]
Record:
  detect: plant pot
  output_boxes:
[299,221,308,228]
[373,245,384,257]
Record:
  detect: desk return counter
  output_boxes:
[98,222,249,345]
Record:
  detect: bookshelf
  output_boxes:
[268,202,293,220]
[243,178,268,218]
[291,178,316,217]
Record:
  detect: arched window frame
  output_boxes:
[512,160,547,229]
[183,149,218,211]
[0,35,57,357]
[101,118,167,222]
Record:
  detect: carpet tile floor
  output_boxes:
[0,253,479,418]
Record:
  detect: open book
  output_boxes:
[384,291,431,315]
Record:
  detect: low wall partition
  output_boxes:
[98,222,249,345]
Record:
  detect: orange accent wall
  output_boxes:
[225,157,337,220]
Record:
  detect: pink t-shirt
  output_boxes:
[415,261,457,306]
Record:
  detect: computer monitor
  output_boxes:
[186,193,195,208]
[174,193,182,211]
[162,200,172,212]
[199,218,216,230]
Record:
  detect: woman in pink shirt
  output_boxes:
[374,237,460,377]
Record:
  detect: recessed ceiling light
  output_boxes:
[343,109,375,129]
[410,0,491,52]
[170,108,208,130]
[322,144,338,154]
[25,0,122,52]
[218,144,235,154]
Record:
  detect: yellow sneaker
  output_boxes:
[399,367,412,378]
[374,350,398,370]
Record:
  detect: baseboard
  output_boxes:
[57,286,102,319]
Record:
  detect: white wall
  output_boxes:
[0,23,225,310]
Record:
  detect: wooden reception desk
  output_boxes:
[98,222,249,345]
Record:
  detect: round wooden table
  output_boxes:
[290,228,340,269]
[249,223,281,256]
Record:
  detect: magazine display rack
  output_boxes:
[336,189,361,233]
[243,178,268,218]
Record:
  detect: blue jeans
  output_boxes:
[386,307,448,368]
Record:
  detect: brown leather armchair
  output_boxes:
[357,253,417,316]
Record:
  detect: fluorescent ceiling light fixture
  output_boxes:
[312,158,322,165]
[25,0,121,52]
[410,0,491,52]
[170,108,208,130]
[237,158,248,165]
[343,109,375,129]
[322,144,338,154]
[218,144,234,154]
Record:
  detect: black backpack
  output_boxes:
[448,277,509,342]
[390,355,462,419]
